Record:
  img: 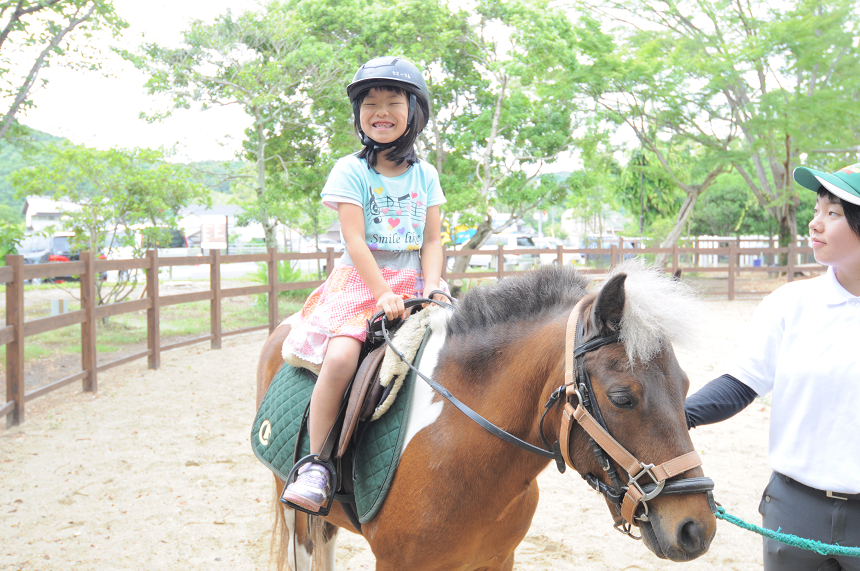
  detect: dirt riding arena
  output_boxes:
[1,299,770,570]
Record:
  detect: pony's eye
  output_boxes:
[609,394,634,409]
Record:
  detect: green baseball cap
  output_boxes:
[794,163,860,206]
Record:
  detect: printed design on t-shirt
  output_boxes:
[364,185,427,250]
[367,191,382,225]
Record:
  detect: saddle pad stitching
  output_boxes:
[355,329,431,522]
[251,365,315,482]
[251,329,432,523]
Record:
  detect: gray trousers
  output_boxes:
[759,472,860,571]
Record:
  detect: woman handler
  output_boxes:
[684,163,860,571]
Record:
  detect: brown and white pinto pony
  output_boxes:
[256,261,716,570]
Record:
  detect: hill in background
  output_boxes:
[0,126,246,223]
[0,127,64,218]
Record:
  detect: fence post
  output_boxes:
[694,238,699,268]
[326,247,335,278]
[146,249,160,369]
[610,245,617,270]
[767,236,775,275]
[210,249,221,349]
[442,245,448,279]
[80,252,97,392]
[672,245,679,274]
[727,244,736,301]
[267,247,278,333]
[497,245,504,279]
[787,242,796,282]
[557,245,563,265]
[6,255,24,426]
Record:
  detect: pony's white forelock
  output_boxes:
[605,259,702,364]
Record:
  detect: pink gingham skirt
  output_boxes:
[283,261,445,368]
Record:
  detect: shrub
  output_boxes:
[250,260,317,305]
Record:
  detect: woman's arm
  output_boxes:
[684,374,758,429]
[420,206,443,300]
[338,202,406,320]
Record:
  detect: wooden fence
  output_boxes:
[443,242,822,292]
[1,248,337,427]
[1,242,822,428]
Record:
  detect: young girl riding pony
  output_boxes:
[281,57,447,512]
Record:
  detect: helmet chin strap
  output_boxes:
[359,131,399,151]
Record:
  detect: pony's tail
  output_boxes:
[269,474,337,570]
[310,515,337,570]
[271,478,291,571]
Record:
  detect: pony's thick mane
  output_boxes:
[446,265,589,337]
[446,260,701,364]
[609,259,702,364]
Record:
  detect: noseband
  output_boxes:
[547,299,716,537]
[378,296,715,540]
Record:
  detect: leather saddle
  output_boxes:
[315,305,417,467]
[280,296,446,526]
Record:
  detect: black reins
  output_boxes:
[375,295,561,461]
[374,295,625,469]
[377,294,715,536]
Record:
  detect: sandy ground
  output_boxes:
[0,299,771,571]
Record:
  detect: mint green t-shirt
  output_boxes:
[321,154,446,251]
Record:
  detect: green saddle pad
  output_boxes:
[251,330,430,523]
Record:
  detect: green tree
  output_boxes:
[575,0,860,251]
[133,0,591,280]
[261,0,587,282]
[261,0,481,264]
[0,0,127,140]
[0,125,64,211]
[688,174,774,237]
[423,0,586,276]
[563,161,623,244]
[0,219,25,264]
[574,14,728,262]
[9,144,210,305]
[240,133,337,275]
[615,149,686,236]
[129,2,347,248]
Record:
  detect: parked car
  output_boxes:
[460,234,540,269]
[18,231,76,263]
[16,231,79,284]
[316,238,345,252]
[534,236,584,265]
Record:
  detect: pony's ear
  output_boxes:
[592,273,626,334]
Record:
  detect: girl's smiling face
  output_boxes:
[359,88,409,145]
[809,195,860,272]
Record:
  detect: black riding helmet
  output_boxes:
[347,56,430,148]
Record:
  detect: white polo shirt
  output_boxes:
[727,267,860,494]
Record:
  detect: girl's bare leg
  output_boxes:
[282,335,362,511]
[309,335,363,454]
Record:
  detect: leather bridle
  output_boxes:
[550,298,716,537]
[377,295,715,539]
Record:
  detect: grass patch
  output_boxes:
[24,344,55,361]
[0,282,79,293]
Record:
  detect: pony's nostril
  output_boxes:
[677,519,706,553]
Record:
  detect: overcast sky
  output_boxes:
[14,0,588,170]
[17,0,263,163]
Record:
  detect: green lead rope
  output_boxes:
[716,506,860,558]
